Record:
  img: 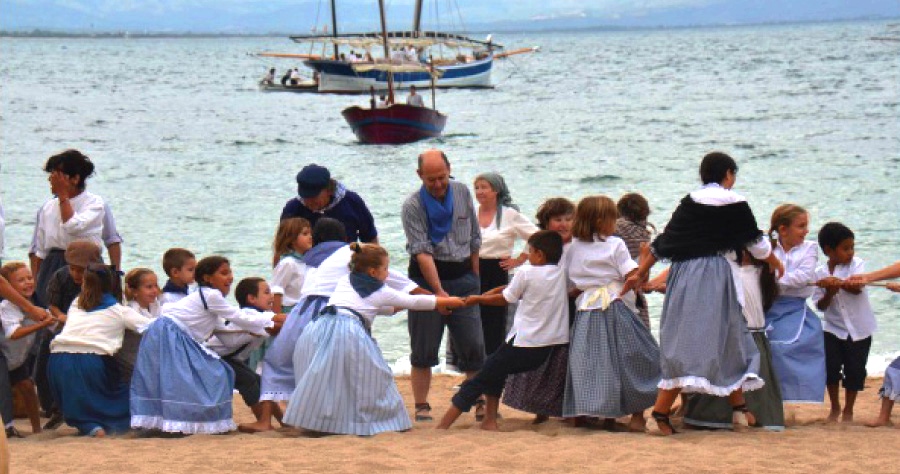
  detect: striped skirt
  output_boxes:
[48,353,131,435]
[283,308,411,436]
[259,295,328,401]
[683,330,785,430]
[881,356,900,401]
[764,296,826,403]
[659,256,764,395]
[563,301,661,418]
[130,317,236,434]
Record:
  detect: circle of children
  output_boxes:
[2,148,900,441]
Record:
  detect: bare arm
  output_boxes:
[470,251,480,276]
[466,293,507,307]
[416,253,448,297]
[106,242,122,270]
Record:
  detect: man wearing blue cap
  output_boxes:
[280,164,378,243]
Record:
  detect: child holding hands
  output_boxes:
[814,222,876,423]
[438,231,569,431]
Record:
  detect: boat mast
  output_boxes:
[330,0,339,59]
[413,0,423,35]
[378,0,395,104]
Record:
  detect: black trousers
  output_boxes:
[223,356,261,407]
[479,258,509,357]
[824,332,871,391]
[452,341,553,412]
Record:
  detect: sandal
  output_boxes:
[651,410,678,435]
[732,404,757,427]
[474,399,486,421]
[414,403,433,422]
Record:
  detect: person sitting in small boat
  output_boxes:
[378,95,391,108]
[290,68,301,86]
[261,68,275,86]
[369,86,377,109]
[280,70,291,86]
[407,85,424,107]
[364,52,374,63]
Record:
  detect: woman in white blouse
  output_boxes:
[473,173,538,358]
[32,150,107,306]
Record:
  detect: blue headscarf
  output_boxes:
[420,184,455,245]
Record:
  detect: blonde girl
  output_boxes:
[764,204,826,404]
[562,196,661,431]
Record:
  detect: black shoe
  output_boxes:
[5,426,26,438]
[43,412,65,430]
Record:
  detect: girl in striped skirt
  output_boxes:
[562,196,661,432]
[283,243,465,436]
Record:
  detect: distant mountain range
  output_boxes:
[1,0,897,34]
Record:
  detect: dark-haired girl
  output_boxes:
[130,256,285,434]
[624,152,785,435]
[47,265,152,437]
[32,149,107,306]
[282,243,465,436]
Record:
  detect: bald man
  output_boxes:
[401,149,484,422]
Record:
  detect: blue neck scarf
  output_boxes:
[89,293,118,312]
[420,184,455,245]
[304,241,347,268]
[281,251,306,262]
[349,272,384,298]
[162,280,189,295]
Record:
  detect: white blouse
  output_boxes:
[270,256,307,307]
[162,288,274,344]
[51,303,153,355]
[478,207,539,259]
[300,245,417,298]
[565,235,638,310]
[0,300,39,370]
[774,240,818,299]
[327,276,436,326]
[737,265,766,329]
[33,191,106,259]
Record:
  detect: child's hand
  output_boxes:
[816,277,842,292]
[643,280,666,294]
[266,313,287,335]
[840,279,865,292]
[886,282,900,293]
[463,295,480,306]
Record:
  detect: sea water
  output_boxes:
[2,20,898,373]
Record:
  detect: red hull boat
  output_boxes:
[342,104,447,144]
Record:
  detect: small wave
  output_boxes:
[580,174,622,183]
[442,133,478,138]
[231,140,256,146]
[734,143,756,150]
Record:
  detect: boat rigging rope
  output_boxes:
[310,0,323,56]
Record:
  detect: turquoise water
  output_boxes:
[2,20,899,372]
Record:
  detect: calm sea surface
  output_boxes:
[2,20,898,372]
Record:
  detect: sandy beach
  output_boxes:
[4,374,899,473]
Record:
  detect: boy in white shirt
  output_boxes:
[159,248,196,307]
[437,231,569,431]
[814,222,876,423]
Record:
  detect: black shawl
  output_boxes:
[651,195,763,262]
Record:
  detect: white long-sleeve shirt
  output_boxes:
[33,191,106,259]
[774,240,818,299]
[162,287,274,344]
[478,207,539,259]
[327,276,436,327]
[51,303,153,355]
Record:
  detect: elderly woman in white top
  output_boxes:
[473,172,538,358]
[32,150,107,307]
